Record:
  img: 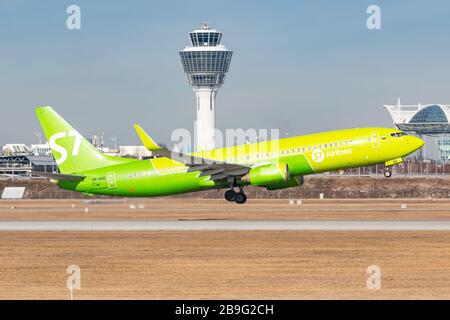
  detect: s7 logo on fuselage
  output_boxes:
[312,149,325,163]
[49,130,82,165]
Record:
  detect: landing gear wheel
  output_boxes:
[384,170,392,178]
[234,192,247,204]
[224,189,237,202]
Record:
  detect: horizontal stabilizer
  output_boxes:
[31,171,85,182]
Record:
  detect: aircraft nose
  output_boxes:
[409,136,424,151]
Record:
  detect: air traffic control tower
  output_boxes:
[179,23,233,151]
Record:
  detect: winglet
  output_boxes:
[133,124,162,151]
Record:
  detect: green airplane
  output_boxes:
[34,106,424,204]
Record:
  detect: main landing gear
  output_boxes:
[384,170,392,178]
[224,187,247,204]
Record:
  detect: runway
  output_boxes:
[1,199,450,299]
[1,219,450,231]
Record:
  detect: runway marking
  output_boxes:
[1,220,450,231]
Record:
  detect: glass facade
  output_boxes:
[180,51,232,73]
[437,135,450,161]
[410,105,448,123]
[180,26,232,88]
[189,32,222,47]
[389,104,450,161]
[186,74,225,86]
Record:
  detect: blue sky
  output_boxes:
[1,0,450,147]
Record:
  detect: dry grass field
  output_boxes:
[0,231,449,299]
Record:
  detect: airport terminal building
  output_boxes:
[0,155,56,178]
[384,101,450,161]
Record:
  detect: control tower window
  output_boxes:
[189,32,221,47]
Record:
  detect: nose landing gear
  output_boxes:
[224,187,247,204]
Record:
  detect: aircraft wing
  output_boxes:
[31,171,86,182]
[185,162,250,181]
[133,124,250,181]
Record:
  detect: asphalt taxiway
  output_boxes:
[1,219,450,231]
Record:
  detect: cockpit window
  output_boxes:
[390,132,408,138]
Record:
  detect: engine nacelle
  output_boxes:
[241,162,289,186]
[266,175,304,190]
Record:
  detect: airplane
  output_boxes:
[33,106,424,204]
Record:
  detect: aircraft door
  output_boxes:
[370,131,380,149]
[106,172,117,189]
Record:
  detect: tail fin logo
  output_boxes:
[49,130,82,165]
